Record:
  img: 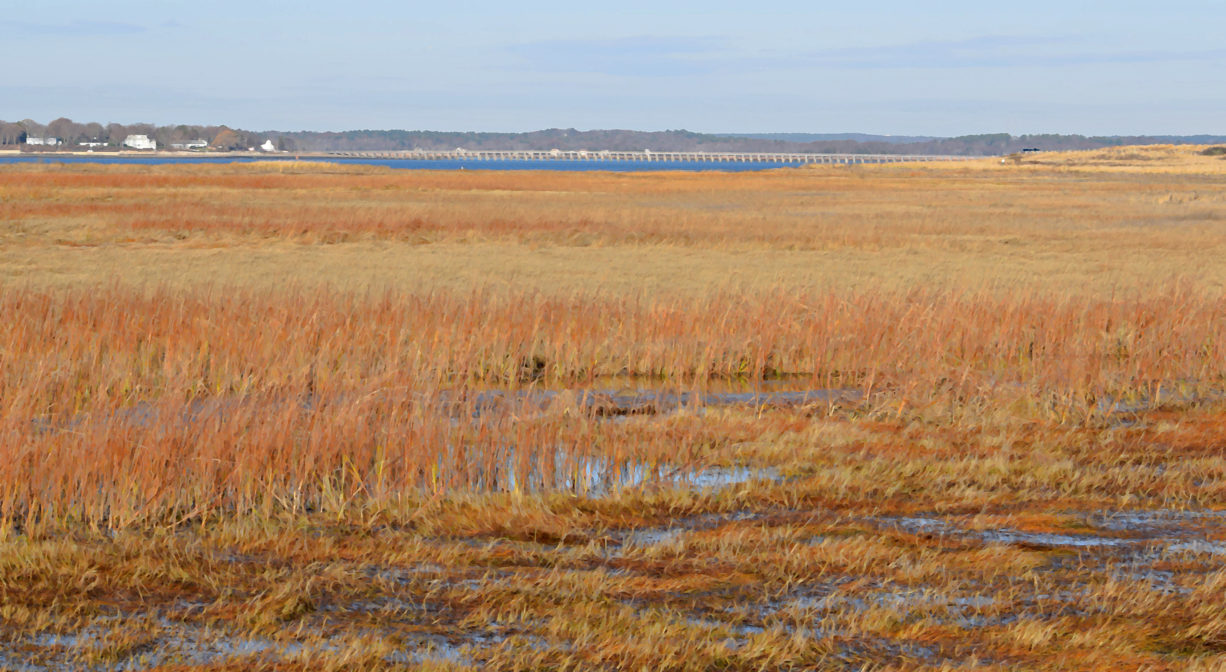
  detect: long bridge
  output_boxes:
[326,149,977,164]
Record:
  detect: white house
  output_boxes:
[123,135,158,151]
[259,139,276,152]
[170,140,208,150]
[25,137,60,146]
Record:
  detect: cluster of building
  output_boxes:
[23,135,278,152]
[25,134,160,150]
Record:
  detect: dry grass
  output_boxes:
[1,147,1226,670]
[4,146,1226,294]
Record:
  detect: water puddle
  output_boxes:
[1089,509,1226,534]
[879,509,1226,554]
[683,617,766,637]
[8,617,508,670]
[622,527,685,548]
[683,466,773,490]
[977,529,1133,549]
[1165,540,1226,556]
[784,583,999,628]
[30,385,808,498]
[14,621,312,671]
[464,387,861,419]
[34,387,859,435]
[495,459,776,498]
[1096,388,1221,417]
[677,617,767,651]
[1107,566,1185,594]
[610,509,764,556]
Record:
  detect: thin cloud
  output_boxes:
[0,19,147,37]
[505,36,728,77]
[794,35,1226,69]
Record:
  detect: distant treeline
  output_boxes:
[4,118,1225,155]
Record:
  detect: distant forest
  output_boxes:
[3,118,1225,155]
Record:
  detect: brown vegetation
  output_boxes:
[2,145,1226,670]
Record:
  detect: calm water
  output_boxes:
[0,155,806,172]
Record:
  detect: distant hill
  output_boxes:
[718,133,938,144]
[4,118,1225,156]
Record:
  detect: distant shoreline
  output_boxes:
[0,149,316,158]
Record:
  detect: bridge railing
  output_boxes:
[326,150,978,164]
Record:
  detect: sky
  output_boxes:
[3,1,1225,136]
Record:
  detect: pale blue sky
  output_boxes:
[3,1,1224,135]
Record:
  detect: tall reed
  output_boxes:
[3,283,1223,532]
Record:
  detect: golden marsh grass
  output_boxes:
[1,145,1226,670]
